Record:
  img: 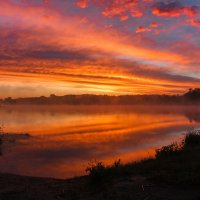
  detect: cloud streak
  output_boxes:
[0,0,199,97]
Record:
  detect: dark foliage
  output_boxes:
[86,130,200,186]
[184,130,200,147]
[155,142,181,158]
[184,88,200,101]
[85,160,122,184]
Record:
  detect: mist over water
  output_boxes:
[0,105,200,179]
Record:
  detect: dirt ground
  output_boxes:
[0,173,199,200]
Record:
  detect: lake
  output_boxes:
[0,105,200,178]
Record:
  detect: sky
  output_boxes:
[0,0,200,97]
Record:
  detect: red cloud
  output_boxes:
[188,19,200,26]
[136,26,151,33]
[183,7,198,17]
[102,0,143,19]
[76,0,88,8]
[136,23,160,33]
[152,1,198,18]
[120,15,129,21]
[149,22,159,28]
[76,0,144,19]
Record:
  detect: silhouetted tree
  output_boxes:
[184,88,200,101]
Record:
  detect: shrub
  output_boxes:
[155,142,182,159]
[183,130,200,148]
[155,130,200,159]
[85,159,122,184]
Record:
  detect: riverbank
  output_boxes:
[0,131,199,200]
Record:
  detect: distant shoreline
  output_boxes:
[1,88,200,105]
[2,104,183,107]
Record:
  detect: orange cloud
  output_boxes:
[0,53,199,98]
[136,26,151,33]
[120,15,129,21]
[149,22,159,28]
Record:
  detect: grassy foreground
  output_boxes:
[0,130,200,200]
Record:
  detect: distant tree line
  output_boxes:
[0,88,200,105]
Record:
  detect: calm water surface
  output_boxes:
[0,105,200,178]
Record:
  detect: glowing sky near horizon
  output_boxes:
[0,0,200,97]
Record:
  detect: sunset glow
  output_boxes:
[0,0,200,97]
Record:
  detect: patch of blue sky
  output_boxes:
[115,54,173,68]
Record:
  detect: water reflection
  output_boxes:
[0,105,200,178]
[0,133,30,156]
